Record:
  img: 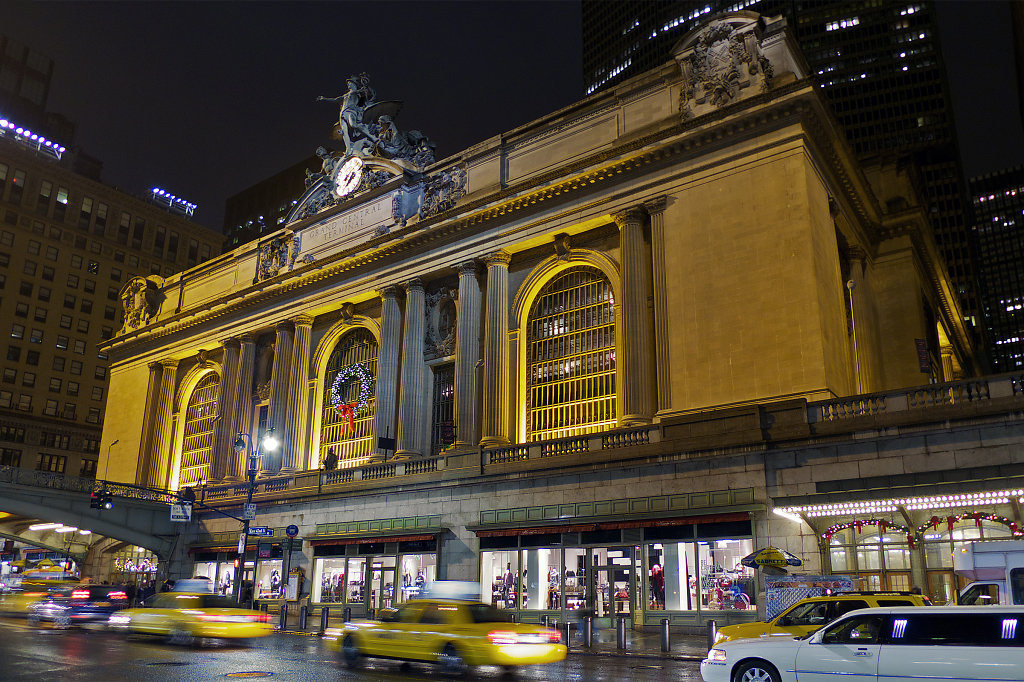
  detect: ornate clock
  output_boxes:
[333,156,364,197]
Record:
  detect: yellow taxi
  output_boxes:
[0,571,78,616]
[712,591,931,645]
[323,598,566,676]
[108,588,273,645]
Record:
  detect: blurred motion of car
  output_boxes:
[323,598,567,676]
[712,591,931,645]
[0,575,78,616]
[27,584,129,628]
[107,591,273,645]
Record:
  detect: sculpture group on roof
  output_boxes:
[317,73,436,169]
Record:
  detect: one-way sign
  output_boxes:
[248,526,274,537]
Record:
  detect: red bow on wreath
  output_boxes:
[335,402,357,433]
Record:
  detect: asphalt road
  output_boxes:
[0,618,704,681]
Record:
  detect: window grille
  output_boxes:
[180,373,218,486]
[527,267,616,441]
[430,363,455,455]
[320,328,378,467]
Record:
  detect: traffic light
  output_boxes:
[90,490,113,510]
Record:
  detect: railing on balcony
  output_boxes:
[482,425,659,465]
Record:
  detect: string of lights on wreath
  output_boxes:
[822,519,916,546]
[916,511,1022,537]
[329,363,373,415]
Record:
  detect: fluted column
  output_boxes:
[283,314,314,470]
[644,196,671,414]
[375,287,402,459]
[396,278,427,458]
[454,262,482,447]
[481,251,511,446]
[135,362,162,485]
[211,338,240,480]
[150,359,179,489]
[615,207,653,425]
[267,321,293,472]
[229,334,256,479]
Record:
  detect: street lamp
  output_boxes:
[231,428,278,603]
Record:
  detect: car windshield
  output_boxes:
[466,603,513,623]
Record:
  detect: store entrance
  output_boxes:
[588,546,637,629]
[369,556,396,615]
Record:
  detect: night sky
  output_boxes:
[4,1,1022,233]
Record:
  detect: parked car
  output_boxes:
[107,590,273,645]
[701,605,1024,682]
[27,584,129,628]
[323,598,566,676]
[712,591,931,645]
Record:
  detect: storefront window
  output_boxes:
[647,541,698,610]
[481,550,520,609]
[522,547,560,610]
[563,548,586,611]
[346,557,366,605]
[695,539,755,610]
[255,559,284,598]
[314,557,347,603]
[397,553,435,603]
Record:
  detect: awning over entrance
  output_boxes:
[470,511,751,537]
[308,533,437,546]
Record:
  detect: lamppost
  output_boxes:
[232,428,278,604]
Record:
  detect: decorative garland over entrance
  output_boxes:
[329,363,373,433]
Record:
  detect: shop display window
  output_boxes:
[396,553,436,603]
[522,547,560,610]
[347,557,366,605]
[695,539,755,611]
[255,559,284,598]
[481,550,520,609]
[647,542,696,610]
[314,557,348,603]
[562,548,586,611]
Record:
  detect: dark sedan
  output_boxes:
[27,584,129,628]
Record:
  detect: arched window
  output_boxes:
[526,266,616,441]
[321,328,378,466]
[180,373,218,487]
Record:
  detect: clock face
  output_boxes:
[333,157,363,197]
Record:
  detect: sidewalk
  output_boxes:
[276,607,709,661]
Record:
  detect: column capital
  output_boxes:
[404,277,424,293]
[379,285,402,300]
[484,250,511,267]
[612,206,646,229]
[159,358,179,369]
[275,320,293,333]
[642,196,667,215]
[222,337,241,351]
[240,332,257,345]
[292,313,314,327]
[455,260,479,277]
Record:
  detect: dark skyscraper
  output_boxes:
[970,168,1024,371]
[583,1,985,367]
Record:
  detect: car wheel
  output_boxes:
[167,626,196,647]
[53,611,71,629]
[733,660,781,682]
[341,635,361,669]
[438,642,467,678]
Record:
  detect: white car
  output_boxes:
[701,606,1024,682]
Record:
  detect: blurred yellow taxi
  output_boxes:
[108,589,273,645]
[324,598,566,676]
[0,572,78,616]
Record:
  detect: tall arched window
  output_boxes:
[180,373,218,486]
[526,266,616,441]
[321,328,378,466]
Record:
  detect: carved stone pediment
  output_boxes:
[424,287,457,360]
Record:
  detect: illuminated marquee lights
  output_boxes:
[777,488,1024,517]
[0,116,67,159]
[150,187,198,217]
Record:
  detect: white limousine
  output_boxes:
[701,606,1024,682]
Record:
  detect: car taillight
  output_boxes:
[107,591,128,600]
[71,590,91,600]
[488,630,521,645]
[547,629,562,643]
[256,613,271,623]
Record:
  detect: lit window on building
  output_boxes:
[527,267,616,442]
[321,328,378,467]
[180,373,219,486]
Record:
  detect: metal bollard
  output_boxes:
[260,602,268,613]
[707,619,718,651]
[509,613,516,623]
[583,616,593,648]
[661,618,671,652]
[562,621,572,651]
[541,615,549,628]
[616,616,626,650]
[279,603,288,630]
[319,607,330,634]
[343,607,352,623]
[299,604,308,630]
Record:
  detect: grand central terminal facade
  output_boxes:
[98,13,1024,628]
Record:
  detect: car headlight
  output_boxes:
[714,631,727,644]
[707,648,727,662]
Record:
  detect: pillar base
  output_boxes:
[620,415,653,427]
[479,436,510,448]
[391,450,421,461]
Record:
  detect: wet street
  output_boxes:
[0,618,704,681]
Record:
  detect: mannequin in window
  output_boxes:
[547,566,560,609]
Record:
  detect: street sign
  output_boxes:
[286,524,299,538]
[169,501,192,522]
[243,503,256,520]
[248,526,274,537]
